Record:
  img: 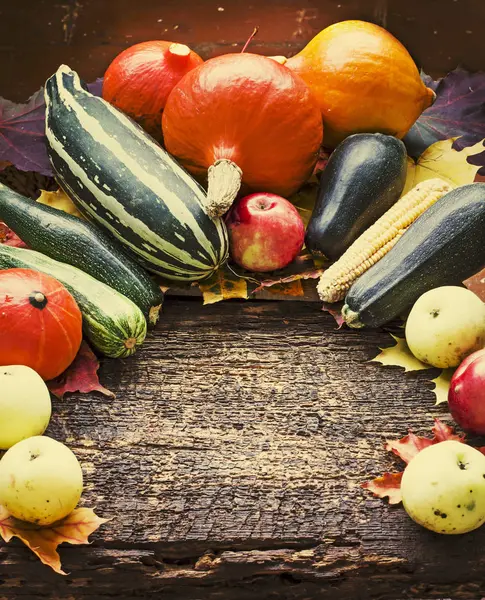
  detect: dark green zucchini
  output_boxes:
[0,244,147,357]
[305,133,407,260]
[342,183,485,329]
[0,182,163,326]
[44,65,228,282]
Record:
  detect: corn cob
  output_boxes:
[317,178,453,303]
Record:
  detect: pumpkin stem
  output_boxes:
[29,291,48,309]
[206,159,243,218]
[241,27,259,53]
[269,56,288,65]
[423,86,437,110]
[168,43,191,62]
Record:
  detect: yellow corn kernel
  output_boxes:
[317,178,453,303]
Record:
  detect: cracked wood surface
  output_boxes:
[2,299,485,599]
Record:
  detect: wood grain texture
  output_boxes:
[1,0,484,100]
[2,298,485,598]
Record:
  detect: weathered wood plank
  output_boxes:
[1,0,484,100]
[1,298,485,598]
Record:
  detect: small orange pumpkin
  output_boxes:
[0,269,82,380]
[285,20,436,148]
[103,41,203,140]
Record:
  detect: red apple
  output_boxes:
[225,193,305,272]
[449,349,485,434]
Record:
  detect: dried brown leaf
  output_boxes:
[0,506,108,575]
[47,341,115,399]
[361,473,403,505]
[198,265,248,305]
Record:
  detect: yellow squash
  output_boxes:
[285,20,436,147]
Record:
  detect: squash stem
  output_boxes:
[241,27,259,53]
[206,159,243,218]
[168,43,191,63]
[341,305,364,329]
[124,337,138,349]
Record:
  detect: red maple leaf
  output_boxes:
[362,472,403,505]
[385,431,434,464]
[321,302,345,329]
[0,221,27,248]
[363,419,468,504]
[47,341,115,399]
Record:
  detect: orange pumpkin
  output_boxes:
[285,20,436,148]
[0,269,82,380]
[103,41,203,140]
[162,53,323,218]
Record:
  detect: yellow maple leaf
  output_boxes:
[0,506,108,575]
[430,368,456,406]
[37,189,85,219]
[403,138,484,193]
[371,335,432,372]
[198,265,248,305]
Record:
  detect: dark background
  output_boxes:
[0,0,484,102]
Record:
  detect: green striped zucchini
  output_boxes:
[0,182,164,326]
[44,64,229,282]
[342,183,485,328]
[0,245,147,357]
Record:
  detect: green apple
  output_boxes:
[0,366,52,450]
[405,286,485,368]
[401,441,485,534]
[0,436,83,525]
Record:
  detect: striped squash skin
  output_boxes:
[0,245,147,358]
[44,65,229,282]
[0,182,164,327]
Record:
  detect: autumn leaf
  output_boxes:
[321,302,345,328]
[260,280,304,296]
[361,472,403,505]
[404,68,485,174]
[0,505,107,575]
[385,431,434,464]
[47,341,115,399]
[363,419,465,504]
[403,138,484,193]
[198,264,248,305]
[312,147,331,178]
[464,269,485,302]
[0,89,51,175]
[431,418,465,443]
[430,368,455,406]
[0,79,103,176]
[0,222,27,248]
[253,264,324,294]
[37,188,85,219]
[370,335,431,372]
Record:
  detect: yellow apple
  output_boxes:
[405,286,485,368]
[0,366,52,450]
[401,441,485,534]
[0,436,83,525]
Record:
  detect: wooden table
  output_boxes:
[2,0,485,597]
[2,298,485,599]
